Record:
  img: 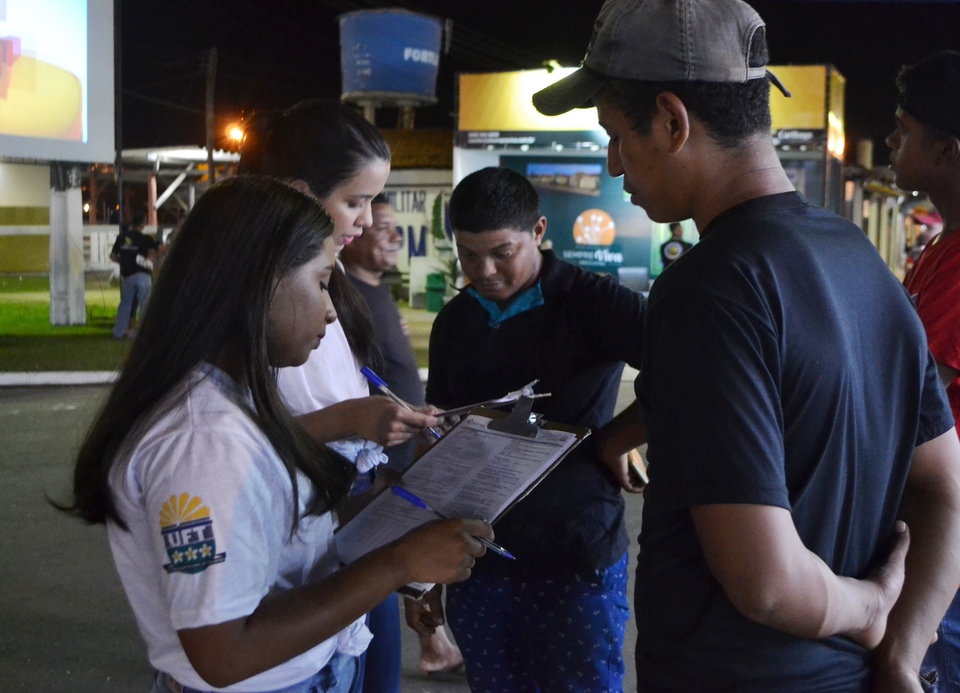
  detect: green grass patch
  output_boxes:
[413,347,428,368]
[0,275,433,373]
[0,273,118,294]
[0,278,130,371]
[0,274,51,293]
[0,300,130,371]
[0,335,130,371]
[0,300,117,336]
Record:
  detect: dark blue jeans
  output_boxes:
[151,651,360,693]
[359,593,401,693]
[113,272,151,338]
[921,591,960,692]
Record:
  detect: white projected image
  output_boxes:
[0,0,113,164]
[0,0,87,141]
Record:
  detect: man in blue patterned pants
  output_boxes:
[411,166,645,692]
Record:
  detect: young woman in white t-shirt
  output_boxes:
[238,100,467,686]
[65,176,490,693]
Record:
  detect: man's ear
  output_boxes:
[653,92,691,154]
[940,136,960,167]
[533,216,548,245]
[287,179,314,197]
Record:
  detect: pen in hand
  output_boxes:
[391,485,516,560]
[361,366,442,441]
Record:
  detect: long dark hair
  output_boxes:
[67,176,353,530]
[238,99,391,369]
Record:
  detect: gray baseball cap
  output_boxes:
[532,0,790,116]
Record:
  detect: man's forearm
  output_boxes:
[595,399,647,464]
[876,432,960,674]
[694,504,907,649]
[729,534,887,641]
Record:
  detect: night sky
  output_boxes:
[118,0,960,162]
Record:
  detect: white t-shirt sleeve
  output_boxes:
[276,320,369,415]
[137,424,291,630]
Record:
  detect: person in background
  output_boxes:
[110,213,157,340]
[889,49,960,692]
[339,193,466,675]
[533,0,960,690]
[659,221,692,269]
[237,99,443,693]
[905,213,942,276]
[411,166,646,692]
[338,194,419,472]
[128,229,169,339]
[63,176,489,693]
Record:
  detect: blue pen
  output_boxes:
[390,485,516,560]
[361,366,442,440]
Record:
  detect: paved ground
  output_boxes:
[0,382,643,692]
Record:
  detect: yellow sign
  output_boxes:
[827,68,846,159]
[459,64,845,149]
[769,65,827,130]
[769,64,845,159]
[459,69,601,132]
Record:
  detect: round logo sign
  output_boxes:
[662,240,686,262]
[573,209,616,246]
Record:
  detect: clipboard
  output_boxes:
[333,397,590,597]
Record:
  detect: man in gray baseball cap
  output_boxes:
[535,0,960,690]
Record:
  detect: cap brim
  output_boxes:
[532,67,608,116]
[767,69,792,98]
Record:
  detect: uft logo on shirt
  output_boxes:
[160,493,226,574]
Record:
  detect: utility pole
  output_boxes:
[205,47,217,187]
[114,0,123,224]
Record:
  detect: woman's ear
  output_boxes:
[287,179,315,197]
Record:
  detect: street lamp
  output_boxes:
[226,123,244,144]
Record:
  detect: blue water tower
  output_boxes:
[339,9,443,127]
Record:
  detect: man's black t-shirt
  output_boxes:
[635,192,954,691]
[112,229,158,278]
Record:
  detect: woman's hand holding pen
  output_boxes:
[390,517,494,585]
[347,396,441,447]
[429,406,461,435]
[297,398,440,447]
[415,405,459,451]
[360,367,443,441]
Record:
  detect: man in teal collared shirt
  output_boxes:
[409,166,646,692]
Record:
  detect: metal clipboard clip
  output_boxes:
[486,394,543,438]
[435,379,550,418]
